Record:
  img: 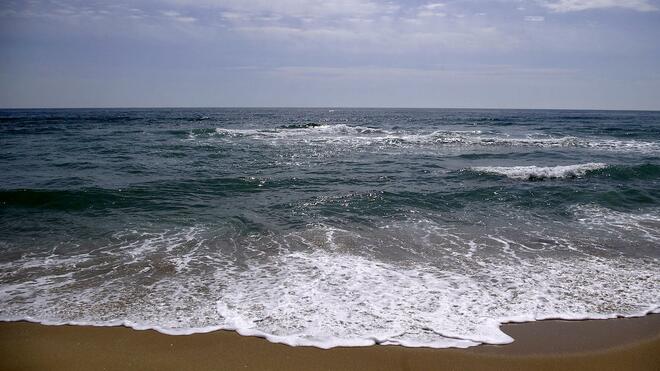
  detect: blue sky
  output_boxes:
[1,0,659,109]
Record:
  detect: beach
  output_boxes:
[1,108,659,367]
[1,315,659,371]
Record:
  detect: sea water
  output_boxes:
[0,108,658,348]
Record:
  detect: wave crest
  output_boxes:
[197,125,660,153]
[471,163,609,180]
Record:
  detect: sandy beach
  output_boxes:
[1,315,658,371]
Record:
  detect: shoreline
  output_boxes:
[1,314,659,370]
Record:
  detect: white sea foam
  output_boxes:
[572,205,660,243]
[471,163,608,180]
[201,125,660,153]
[212,249,658,348]
[4,248,656,349]
[1,221,658,349]
[214,124,387,138]
[210,125,489,146]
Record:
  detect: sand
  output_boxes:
[1,315,659,371]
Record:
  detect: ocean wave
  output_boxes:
[0,188,133,210]
[0,179,271,211]
[280,122,326,129]
[213,124,389,138]
[0,223,658,349]
[199,125,660,153]
[470,163,609,180]
[215,250,659,348]
[1,249,656,349]
[593,163,660,180]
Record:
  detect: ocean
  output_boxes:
[0,108,658,348]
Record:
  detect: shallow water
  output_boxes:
[1,108,658,348]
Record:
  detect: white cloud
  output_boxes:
[417,10,447,17]
[161,10,196,23]
[418,2,447,17]
[167,0,394,18]
[8,0,655,55]
[182,0,514,52]
[420,3,446,10]
[232,18,513,53]
[542,0,658,12]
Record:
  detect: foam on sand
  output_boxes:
[0,216,658,349]
[212,249,658,348]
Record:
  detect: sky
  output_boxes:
[1,0,659,109]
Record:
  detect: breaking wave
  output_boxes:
[1,219,658,349]
[197,125,660,153]
[471,163,609,180]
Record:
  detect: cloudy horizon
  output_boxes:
[1,0,659,110]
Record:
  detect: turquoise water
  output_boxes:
[1,108,659,348]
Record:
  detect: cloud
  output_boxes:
[195,1,516,52]
[542,0,658,12]
[161,10,196,23]
[417,2,447,17]
[268,65,577,80]
[3,0,655,55]
[166,0,394,18]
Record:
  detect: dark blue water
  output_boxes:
[1,108,658,348]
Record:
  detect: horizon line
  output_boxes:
[1,106,659,112]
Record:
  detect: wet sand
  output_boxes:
[1,315,659,371]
